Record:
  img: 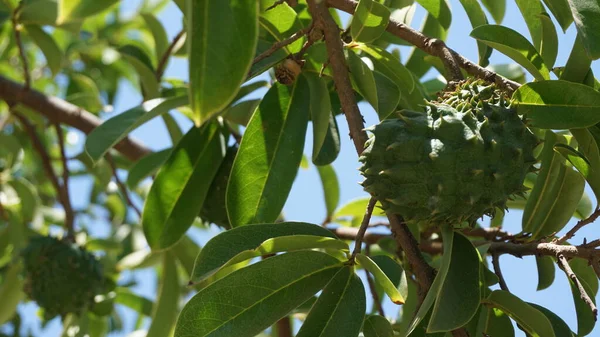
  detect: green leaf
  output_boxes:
[24,25,63,76]
[248,39,288,80]
[333,197,385,227]
[174,251,343,337]
[539,13,558,70]
[415,0,452,30]
[188,0,258,126]
[542,0,573,31]
[363,315,394,337]
[226,78,310,227]
[0,263,24,325]
[172,234,202,278]
[85,96,188,163]
[561,34,592,83]
[482,290,556,337]
[259,0,305,54]
[317,164,340,220]
[356,253,405,304]
[528,303,575,337]
[313,101,341,165]
[296,266,366,337]
[457,0,491,67]
[17,0,58,25]
[190,222,337,284]
[142,122,227,250]
[569,0,600,59]
[118,45,160,99]
[570,257,599,295]
[514,80,600,129]
[161,112,183,145]
[554,143,592,176]
[126,148,172,188]
[514,0,546,50]
[427,230,481,332]
[373,71,401,120]
[115,289,154,317]
[59,0,119,23]
[470,25,550,81]
[405,14,446,79]
[536,256,556,291]
[306,73,332,159]
[481,0,505,23]
[351,0,391,43]
[141,13,169,63]
[223,99,260,127]
[348,50,378,110]
[66,73,103,113]
[354,44,415,93]
[478,306,515,336]
[147,253,180,337]
[7,177,39,222]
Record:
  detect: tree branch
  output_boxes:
[252,27,311,66]
[556,208,600,245]
[54,123,75,239]
[557,253,598,321]
[156,29,186,81]
[106,154,142,219]
[492,253,509,291]
[350,197,376,261]
[0,75,151,161]
[325,0,520,92]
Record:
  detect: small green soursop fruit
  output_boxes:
[199,145,237,229]
[359,79,538,226]
[21,235,104,319]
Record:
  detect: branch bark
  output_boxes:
[0,75,151,161]
[557,253,598,321]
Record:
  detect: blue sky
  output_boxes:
[8,1,600,336]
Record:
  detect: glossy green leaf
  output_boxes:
[539,13,558,70]
[363,315,394,337]
[569,0,600,59]
[188,0,258,126]
[118,45,160,99]
[313,102,341,165]
[317,164,340,220]
[146,253,180,337]
[542,0,573,31]
[161,112,183,145]
[126,148,172,188]
[59,0,119,23]
[190,222,337,283]
[415,0,451,30]
[333,197,385,227]
[478,306,515,336]
[25,25,63,76]
[536,256,556,291]
[115,289,154,317]
[174,251,343,337]
[481,0,505,23]
[356,253,405,304]
[470,25,550,81]
[259,0,305,53]
[348,50,378,110]
[354,44,415,94]
[428,230,481,332]
[351,0,391,43]
[373,72,401,120]
[306,73,332,159]
[296,267,366,337]
[482,290,556,337]
[141,13,169,63]
[554,143,592,175]
[572,129,600,208]
[529,303,576,337]
[514,80,600,129]
[86,96,188,163]
[226,78,310,227]
[457,0,491,66]
[514,0,546,50]
[223,99,260,127]
[561,34,592,83]
[142,122,227,250]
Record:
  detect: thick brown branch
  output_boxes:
[0,75,151,161]
[156,29,186,81]
[325,0,520,92]
[557,254,598,321]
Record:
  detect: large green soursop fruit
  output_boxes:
[359,79,538,226]
[21,236,104,318]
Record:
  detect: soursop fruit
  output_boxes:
[21,235,104,319]
[359,79,539,226]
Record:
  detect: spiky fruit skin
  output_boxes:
[21,236,104,319]
[199,146,237,229]
[359,79,538,226]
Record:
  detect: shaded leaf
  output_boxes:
[539,13,558,70]
[306,72,332,159]
[514,0,546,50]
[542,0,573,31]
[480,0,505,23]
[25,25,63,76]
[363,315,394,337]
[457,0,491,66]
[147,253,180,337]
[126,148,172,188]
[529,303,575,337]
[115,289,154,317]
[348,50,378,110]
[357,253,405,304]
[317,164,340,220]
[119,45,160,99]
[536,256,556,291]
[373,71,401,120]
[569,0,600,59]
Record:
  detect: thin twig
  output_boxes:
[14,112,75,237]
[54,123,75,239]
[275,316,293,337]
[556,208,600,245]
[12,2,30,90]
[156,29,185,81]
[556,253,598,321]
[350,197,376,261]
[106,153,142,218]
[252,27,311,66]
[492,253,509,291]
